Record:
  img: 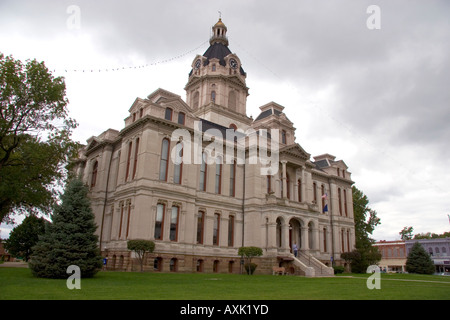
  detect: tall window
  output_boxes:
[125,141,132,181]
[159,138,170,181]
[338,188,342,216]
[170,206,179,241]
[281,130,286,144]
[321,185,325,209]
[178,112,185,125]
[267,175,272,194]
[323,228,327,252]
[132,138,139,179]
[126,201,131,238]
[173,142,183,184]
[313,182,317,203]
[164,107,173,121]
[154,204,165,240]
[228,215,234,247]
[211,90,216,102]
[213,213,220,246]
[215,156,222,194]
[286,174,290,200]
[297,179,302,202]
[197,211,205,244]
[229,161,236,197]
[118,202,124,238]
[199,152,207,191]
[344,189,348,216]
[91,161,98,188]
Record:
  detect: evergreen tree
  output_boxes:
[406,242,435,274]
[29,179,102,278]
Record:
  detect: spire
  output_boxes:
[210,17,228,46]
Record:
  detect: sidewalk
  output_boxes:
[0,261,28,268]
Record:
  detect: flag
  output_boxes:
[323,204,328,213]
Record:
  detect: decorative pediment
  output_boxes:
[279,143,310,161]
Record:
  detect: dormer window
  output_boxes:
[178,112,185,125]
[165,107,173,121]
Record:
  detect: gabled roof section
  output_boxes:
[147,88,181,104]
[280,143,310,161]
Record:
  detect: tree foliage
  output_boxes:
[29,179,102,278]
[4,215,46,261]
[127,239,155,272]
[0,53,78,223]
[406,242,435,274]
[342,186,381,273]
[238,246,263,275]
[399,226,414,240]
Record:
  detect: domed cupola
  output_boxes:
[210,18,229,46]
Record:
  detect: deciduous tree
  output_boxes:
[0,53,78,223]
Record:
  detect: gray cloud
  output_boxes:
[1,0,449,240]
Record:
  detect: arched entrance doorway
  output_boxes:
[289,218,302,254]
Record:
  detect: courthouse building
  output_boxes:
[74,19,356,276]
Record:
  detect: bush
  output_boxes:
[244,263,257,275]
[333,266,345,274]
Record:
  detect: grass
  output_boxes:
[1,267,449,300]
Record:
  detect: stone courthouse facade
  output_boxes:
[74,19,355,276]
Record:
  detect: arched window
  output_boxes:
[215,156,222,194]
[159,138,170,181]
[170,206,179,242]
[132,138,139,179]
[91,161,98,188]
[338,188,342,216]
[154,203,165,240]
[173,142,183,185]
[164,107,173,121]
[199,152,207,191]
[197,211,205,244]
[125,141,132,181]
[178,112,185,125]
[211,90,216,102]
[281,130,287,144]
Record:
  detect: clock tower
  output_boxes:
[185,18,251,129]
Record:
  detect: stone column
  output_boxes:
[281,161,287,199]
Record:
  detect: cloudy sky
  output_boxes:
[1,0,449,240]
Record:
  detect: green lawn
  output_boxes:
[1,267,449,300]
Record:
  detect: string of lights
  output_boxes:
[52,40,209,74]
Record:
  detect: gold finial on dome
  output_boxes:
[210,14,228,46]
